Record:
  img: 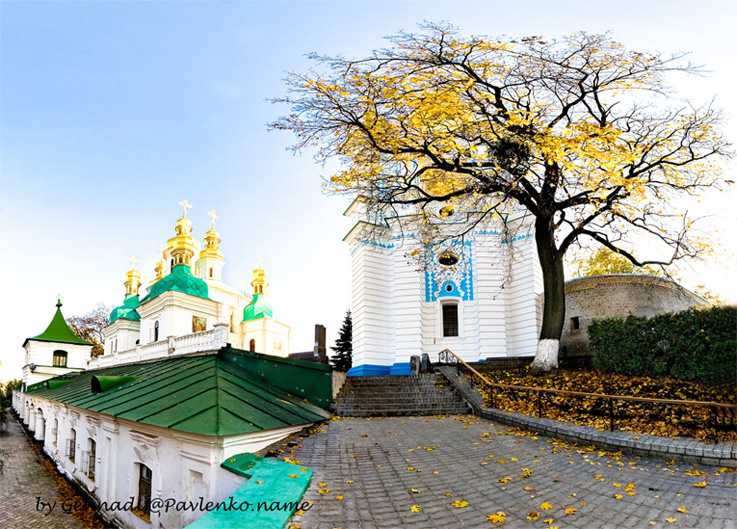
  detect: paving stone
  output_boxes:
[266,416,737,529]
[0,414,87,529]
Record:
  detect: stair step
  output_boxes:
[331,372,469,417]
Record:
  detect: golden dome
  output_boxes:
[199,210,223,260]
[124,257,141,296]
[251,256,269,295]
[168,200,196,267]
[154,245,166,281]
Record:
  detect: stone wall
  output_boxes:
[560,274,710,357]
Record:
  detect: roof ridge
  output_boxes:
[26,353,330,436]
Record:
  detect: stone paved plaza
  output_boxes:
[282,416,737,529]
[0,415,86,529]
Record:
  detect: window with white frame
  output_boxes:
[134,464,152,521]
[52,350,68,367]
[81,439,96,480]
[442,303,459,337]
[66,428,76,462]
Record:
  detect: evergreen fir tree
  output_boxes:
[330,310,352,372]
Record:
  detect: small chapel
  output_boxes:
[344,196,544,376]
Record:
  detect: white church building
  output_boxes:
[101,202,291,364]
[344,196,544,376]
[13,203,333,529]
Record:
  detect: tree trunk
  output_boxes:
[529,218,566,373]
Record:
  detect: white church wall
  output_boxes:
[202,282,247,325]
[241,318,291,357]
[137,292,219,346]
[23,341,90,387]
[348,242,395,373]
[391,241,423,371]
[474,237,508,358]
[104,319,141,355]
[504,234,542,356]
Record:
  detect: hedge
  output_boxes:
[588,306,737,385]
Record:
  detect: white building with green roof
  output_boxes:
[16,348,332,528]
[12,203,329,529]
[21,299,93,388]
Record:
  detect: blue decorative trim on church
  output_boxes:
[347,362,412,376]
[425,240,474,302]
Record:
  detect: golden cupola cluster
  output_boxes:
[144,201,228,285]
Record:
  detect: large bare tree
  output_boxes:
[273,24,730,371]
[67,303,113,358]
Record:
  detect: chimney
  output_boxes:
[314,324,327,363]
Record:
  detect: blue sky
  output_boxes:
[1,0,735,381]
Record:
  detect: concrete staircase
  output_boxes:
[331,373,470,417]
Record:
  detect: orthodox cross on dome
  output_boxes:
[129,256,138,270]
[179,199,192,217]
[256,254,264,269]
[157,244,166,255]
[207,209,219,229]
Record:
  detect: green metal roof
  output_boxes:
[23,300,92,348]
[187,454,313,529]
[25,352,331,436]
[243,293,273,321]
[110,294,141,323]
[141,265,210,304]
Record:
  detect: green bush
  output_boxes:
[589,306,737,385]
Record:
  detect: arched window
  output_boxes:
[442,304,459,337]
[87,439,96,480]
[249,339,256,352]
[52,350,68,368]
[135,464,152,520]
[52,418,58,445]
[209,267,213,278]
[67,428,76,462]
[154,321,159,342]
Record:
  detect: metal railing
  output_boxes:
[436,349,736,436]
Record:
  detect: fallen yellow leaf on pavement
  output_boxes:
[487,511,506,524]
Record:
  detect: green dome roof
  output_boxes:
[243,293,273,321]
[23,300,92,347]
[141,265,210,303]
[110,294,141,323]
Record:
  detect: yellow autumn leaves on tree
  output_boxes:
[275,22,731,373]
